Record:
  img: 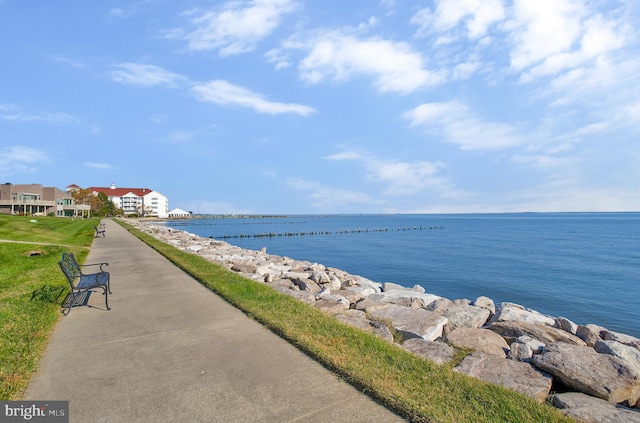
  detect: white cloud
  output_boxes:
[0,146,49,176]
[405,101,525,150]
[287,177,378,210]
[411,0,506,39]
[48,54,87,69]
[0,104,77,124]
[171,0,297,56]
[191,80,315,116]
[110,63,186,87]
[273,30,442,94]
[325,150,447,196]
[507,0,629,82]
[84,162,115,170]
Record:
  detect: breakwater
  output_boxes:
[132,219,640,423]
[214,225,444,239]
[162,213,640,338]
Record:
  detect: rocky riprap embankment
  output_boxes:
[132,220,640,423]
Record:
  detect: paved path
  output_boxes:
[24,220,406,422]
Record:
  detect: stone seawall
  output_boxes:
[130,220,640,423]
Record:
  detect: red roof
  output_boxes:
[89,187,154,197]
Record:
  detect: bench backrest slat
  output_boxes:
[59,252,81,284]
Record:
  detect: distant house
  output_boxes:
[168,208,192,218]
[88,184,169,218]
[0,183,91,217]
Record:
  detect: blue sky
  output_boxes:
[2,0,639,214]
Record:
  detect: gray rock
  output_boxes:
[444,304,491,331]
[602,330,640,351]
[369,290,440,308]
[382,282,405,291]
[576,325,602,347]
[531,342,640,405]
[423,297,453,314]
[332,289,367,305]
[327,275,342,291]
[555,317,579,334]
[552,392,640,423]
[595,340,640,376]
[454,351,552,402]
[339,309,367,319]
[292,277,321,293]
[309,271,331,284]
[509,341,533,361]
[368,305,448,341]
[269,285,316,304]
[473,296,495,315]
[305,263,326,272]
[402,338,456,365]
[490,303,555,326]
[230,263,258,273]
[515,335,545,354]
[446,328,509,357]
[354,298,392,314]
[314,297,349,314]
[334,315,394,342]
[488,321,586,346]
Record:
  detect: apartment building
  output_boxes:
[87,184,169,218]
[0,183,91,217]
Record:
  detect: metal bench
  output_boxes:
[59,252,111,314]
[94,223,106,238]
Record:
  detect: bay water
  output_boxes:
[163,213,640,338]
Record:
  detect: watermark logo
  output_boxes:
[0,401,68,423]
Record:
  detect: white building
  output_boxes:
[168,208,192,218]
[88,184,169,218]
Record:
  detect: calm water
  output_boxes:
[163,213,640,338]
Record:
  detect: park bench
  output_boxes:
[94,223,106,238]
[59,252,111,314]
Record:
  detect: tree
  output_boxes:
[96,192,123,217]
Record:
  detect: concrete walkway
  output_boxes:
[24,220,406,422]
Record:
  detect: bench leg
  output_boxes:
[103,286,110,310]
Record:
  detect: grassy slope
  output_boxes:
[0,215,99,399]
[118,220,574,423]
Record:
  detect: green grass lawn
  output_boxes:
[0,215,99,399]
[119,219,574,423]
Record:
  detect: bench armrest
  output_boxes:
[80,262,109,272]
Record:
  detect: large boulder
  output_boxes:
[472,296,496,315]
[446,328,509,357]
[269,285,316,304]
[555,317,579,335]
[423,297,453,314]
[368,305,448,341]
[601,330,640,351]
[488,321,586,346]
[369,290,440,308]
[402,338,457,365]
[334,315,394,342]
[490,303,556,326]
[291,277,321,293]
[444,304,491,331]
[551,392,640,423]
[354,298,393,314]
[595,340,640,376]
[454,351,552,402]
[531,342,640,405]
[509,335,546,361]
[313,296,350,315]
[576,325,603,347]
